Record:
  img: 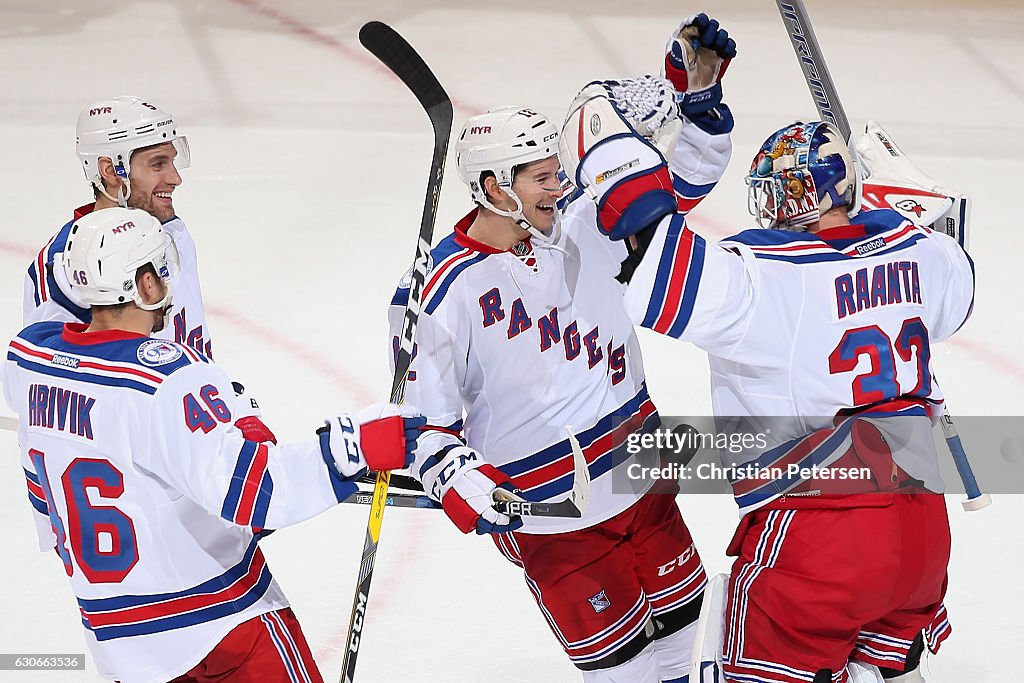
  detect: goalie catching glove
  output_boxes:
[559,90,677,241]
[420,445,524,535]
[319,403,425,481]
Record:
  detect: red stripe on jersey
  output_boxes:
[421,249,473,303]
[652,232,695,334]
[82,548,268,628]
[234,444,270,525]
[9,340,164,385]
[25,477,46,501]
[512,400,656,491]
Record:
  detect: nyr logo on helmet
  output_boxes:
[111,221,136,234]
[137,339,183,367]
[89,107,113,116]
[469,126,492,135]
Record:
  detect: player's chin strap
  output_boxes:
[92,173,132,208]
[480,186,562,246]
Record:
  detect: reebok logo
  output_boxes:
[855,238,886,255]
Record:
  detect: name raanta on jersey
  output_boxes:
[834,258,923,321]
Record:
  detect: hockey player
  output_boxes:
[23,95,276,444]
[562,92,972,680]
[3,207,424,683]
[387,15,735,682]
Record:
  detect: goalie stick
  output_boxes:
[774,0,990,512]
[340,21,453,683]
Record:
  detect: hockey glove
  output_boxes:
[570,76,682,158]
[231,380,278,444]
[421,445,524,535]
[663,13,736,123]
[560,91,677,241]
[320,403,425,482]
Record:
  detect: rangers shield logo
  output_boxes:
[588,589,611,614]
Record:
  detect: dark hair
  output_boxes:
[478,164,529,203]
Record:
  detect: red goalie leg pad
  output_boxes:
[359,415,407,471]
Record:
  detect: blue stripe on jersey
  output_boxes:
[526,411,661,501]
[667,232,706,338]
[27,260,41,307]
[34,220,92,321]
[25,468,49,515]
[640,214,686,329]
[222,440,259,521]
[8,352,159,395]
[87,565,274,641]
[748,234,926,264]
[47,220,74,262]
[250,472,274,530]
[733,406,930,510]
[502,386,652,477]
[424,252,490,315]
[17,322,202,376]
[78,539,263,613]
[672,177,716,200]
[391,287,409,307]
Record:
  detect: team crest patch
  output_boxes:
[588,590,611,614]
[399,254,434,289]
[137,339,183,366]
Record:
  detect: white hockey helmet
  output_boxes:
[455,106,561,241]
[63,207,179,311]
[76,96,190,202]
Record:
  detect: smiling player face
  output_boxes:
[510,156,562,233]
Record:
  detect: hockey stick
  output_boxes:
[340,21,453,683]
[939,407,992,511]
[774,0,851,141]
[775,0,990,512]
[345,426,592,518]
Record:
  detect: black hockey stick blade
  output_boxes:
[359,22,453,140]
[357,471,423,492]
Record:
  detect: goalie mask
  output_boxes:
[745,121,860,230]
[63,207,179,320]
[76,96,191,206]
[455,106,562,243]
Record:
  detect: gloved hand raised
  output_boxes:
[663,13,736,120]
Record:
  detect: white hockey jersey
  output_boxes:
[624,208,975,513]
[24,203,214,358]
[388,122,732,534]
[3,322,356,683]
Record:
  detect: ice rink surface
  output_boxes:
[1,1,1022,680]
